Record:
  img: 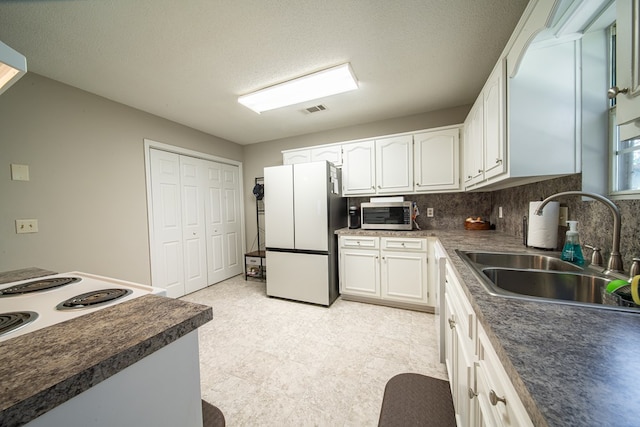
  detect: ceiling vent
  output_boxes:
[304,104,327,114]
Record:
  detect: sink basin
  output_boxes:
[482,268,608,304]
[461,251,583,272]
[455,250,639,313]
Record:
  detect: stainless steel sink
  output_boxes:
[482,268,608,304]
[462,251,583,272]
[456,250,638,313]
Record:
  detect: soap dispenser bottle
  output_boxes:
[561,220,585,265]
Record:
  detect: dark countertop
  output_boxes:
[0,267,57,284]
[336,228,640,427]
[0,271,212,427]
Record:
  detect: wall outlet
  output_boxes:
[559,207,568,225]
[16,219,38,234]
[498,206,503,218]
[426,208,434,217]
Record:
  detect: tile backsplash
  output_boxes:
[348,173,640,272]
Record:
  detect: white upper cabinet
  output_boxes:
[282,149,311,165]
[463,0,610,191]
[311,145,342,166]
[482,61,506,181]
[464,99,484,186]
[615,0,640,141]
[414,127,461,192]
[375,135,414,194]
[342,140,376,195]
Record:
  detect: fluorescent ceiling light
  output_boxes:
[238,63,358,113]
[0,41,27,96]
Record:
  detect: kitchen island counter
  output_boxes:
[337,228,640,427]
[0,271,212,427]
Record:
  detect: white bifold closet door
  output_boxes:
[150,149,242,297]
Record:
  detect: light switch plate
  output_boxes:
[11,164,29,181]
[16,219,38,234]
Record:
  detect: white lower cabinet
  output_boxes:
[339,235,431,308]
[442,250,533,427]
[476,324,533,427]
[444,262,477,427]
[339,236,380,298]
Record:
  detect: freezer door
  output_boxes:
[293,162,328,251]
[266,251,329,305]
[264,165,294,249]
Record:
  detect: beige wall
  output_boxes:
[241,105,471,252]
[0,73,242,284]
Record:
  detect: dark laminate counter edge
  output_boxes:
[0,268,57,284]
[0,294,212,427]
[336,228,640,427]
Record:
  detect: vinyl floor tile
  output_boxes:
[181,274,447,426]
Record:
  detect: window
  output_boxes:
[609,22,640,197]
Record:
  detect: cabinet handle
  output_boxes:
[489,390,506,406]
[478,169,483,173]
[468,387,477,399]
[448,318,456,329]
[608,86,629,99]
[495,158,502,164]
[377,185,381,189]
[371,186,375,189]
[467,175,472,179]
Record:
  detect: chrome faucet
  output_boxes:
[534,191,623,273]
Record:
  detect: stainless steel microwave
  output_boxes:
[361,201,413,230]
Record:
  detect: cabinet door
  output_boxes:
[342,140,376,195]
[483,60,506,180]
[476,325,534,427]
[380,250,428,304]
[414,128,460,192]
[464,100,484,186]
[340,248,380,297]
[283,149,311,165]
[376,135,414,194]
[311,145,342,166]
[616,0,640,140]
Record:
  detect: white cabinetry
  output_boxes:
[444,263,477,427]
[311,145,342,165]
[342,135,413,196]
[414,127,461,192]
[441,244,533,426]
[342,140,376,195]
[463,60,506,188]
[483,61,506,181]
[476,324,533,427]
[464,0,600,191]
[339,236,380,298]
[282,149,311,165]
[380,237,428,304]
[339,235,432,309]
[375,135,414,194]
[283,144,343,166]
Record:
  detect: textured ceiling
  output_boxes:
[0,0,529,145]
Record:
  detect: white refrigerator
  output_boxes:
[263,161,346,306]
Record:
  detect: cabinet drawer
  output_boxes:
[340,236,379,249]
[381,237,426,251]
[246,256,266,266]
